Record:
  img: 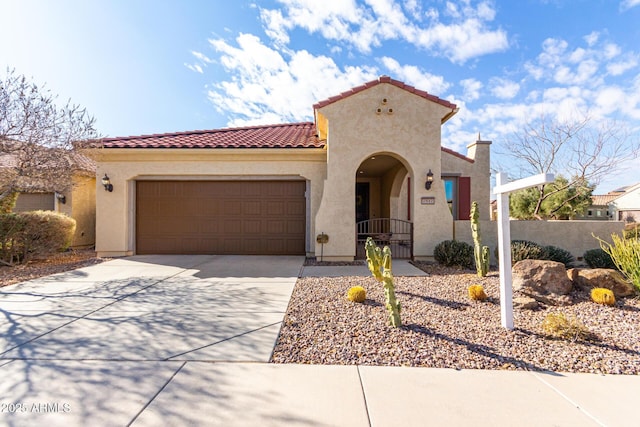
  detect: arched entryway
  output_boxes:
[355,154,413,258]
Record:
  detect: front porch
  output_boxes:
[355,218,413,259]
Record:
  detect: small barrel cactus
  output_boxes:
[591,288,616,306]
[347,286,367,303]
[468,284,488,301]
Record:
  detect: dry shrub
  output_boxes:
[542,312,598,342]
[15,211,75,263]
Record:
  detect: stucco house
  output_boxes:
[609,182,640,223]
[1,152,96,248]
[95,76,491,260]
[578,183,640,223]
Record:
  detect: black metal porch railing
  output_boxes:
[356,218,413,259]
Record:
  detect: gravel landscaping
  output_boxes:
[0,249,108,287]
[271,265,640,374]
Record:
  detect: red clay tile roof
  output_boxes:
[591,194,619,205]
[441,146,474,163]
[313,75,458,111]
[102,122,322,149]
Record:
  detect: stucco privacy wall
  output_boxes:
[95,149,326,257]
[453,220,625,263]
[314,83,457,260]
[68,175,96,247]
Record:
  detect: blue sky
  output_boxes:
[2,0,639,193]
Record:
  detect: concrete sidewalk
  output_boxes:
[0,256,638,426]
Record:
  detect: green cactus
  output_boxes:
[470,201,490,277]
[365,237,402,327]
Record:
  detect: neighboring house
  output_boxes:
[575,194,616,221]
[578,183,640,223]
[609,183,640,223]
[95,76,491,260]
[1,153,97,248]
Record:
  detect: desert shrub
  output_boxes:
[590,288,616,306]
[624,223,639,240]
[583,248,616,269]
[541,245,575,267]
[511,240,545,263]
[0,191,19,214]
[468,284,487,301]
[9,211,76,263]
[541,312,597,342]
[0,213,27,265]
[433,240,473,268]
[594,232,640,293]
[347,286,366,303]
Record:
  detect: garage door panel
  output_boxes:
[265,220,285,234]
[242,201,262,215]
[266,201,284,215]
[287,219,305,234]
[287,200,305,215]
[243,219,261,233]
[137,181,305,255]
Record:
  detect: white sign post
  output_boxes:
[493,172,554,329]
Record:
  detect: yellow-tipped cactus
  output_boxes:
[347,286,367,303]
[365,237,401,327]
[591,288,616,306]
[468,284,488,301]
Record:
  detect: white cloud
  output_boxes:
[380,57,450,94]
[185,51,214,74]
[584,31,599,46]
[620,0,640,11]
[258,0,509,63]
[607,55,638,75]
[206,34,378,126]
[594,86,627,115]
[489,78,519,99]
[185,63,203,74]
[460,78,483,101]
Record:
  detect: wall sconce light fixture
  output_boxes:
[425,169,434,190]
[55,193,66,204]
[102,174,113,192]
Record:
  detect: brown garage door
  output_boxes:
[136,180,306,255]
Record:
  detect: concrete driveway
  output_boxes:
[0,255,308,426]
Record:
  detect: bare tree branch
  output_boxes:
[0,68,99,206]
[499,111,639,218]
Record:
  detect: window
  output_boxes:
[442,176,471,220]
[444,178,457,216]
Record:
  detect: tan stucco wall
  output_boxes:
[454,219,624,264]
[68,175,96,248]
[314,83,458,260]
[95,149,326,257]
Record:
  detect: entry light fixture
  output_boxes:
[102,174,113,192]
[425,169,434,190]
[55,193,66,204]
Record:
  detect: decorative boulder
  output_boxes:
[512,260,573,296]
[568,268,635,298]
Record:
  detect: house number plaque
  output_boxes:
[421,197,435,205]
